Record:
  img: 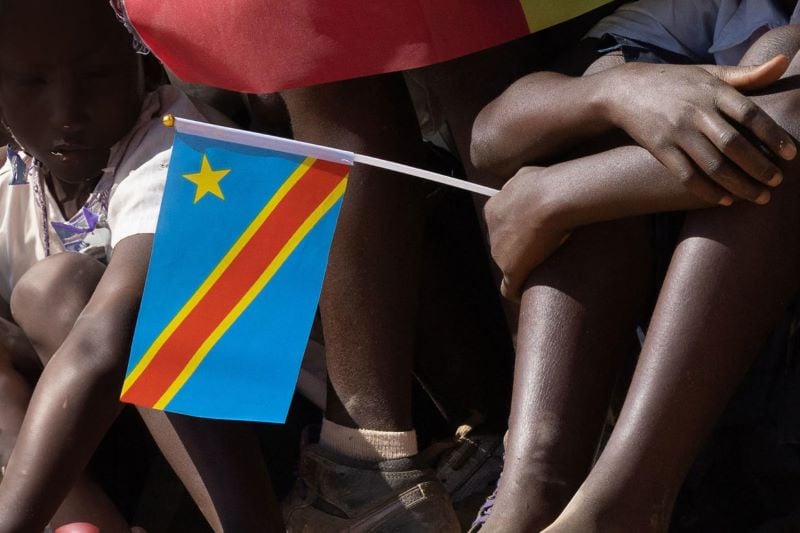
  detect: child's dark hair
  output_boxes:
[109,0,151,55]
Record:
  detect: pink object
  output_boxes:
[54,523,100,533]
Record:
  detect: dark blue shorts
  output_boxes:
[597,33,693,65]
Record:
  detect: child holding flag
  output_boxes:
[470,0,800,530]
[0,0,281,530]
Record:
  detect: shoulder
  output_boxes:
[111,86,206,191]
[124,85,205,164]
[106,86,206,248]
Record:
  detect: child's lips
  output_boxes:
[50,143,92,157]
[48,144,101,169]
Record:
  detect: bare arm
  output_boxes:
[0,234,151,532]
[545,25,800,224]
[470,45,623,176]
[472,32,798,203]
[488,47,800,299]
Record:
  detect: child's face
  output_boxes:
[0,0,146,185]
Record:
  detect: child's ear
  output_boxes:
[143,54,168,91]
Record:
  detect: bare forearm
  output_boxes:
[476,30,798,198]
[485,26,800,297]
[547,26,800,225]
[538,145,710,231]
[543,80,800,230]
[0,320,132,531]
[0,236,150,531]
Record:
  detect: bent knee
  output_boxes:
[10,253,104,344]
[756,87,800,144]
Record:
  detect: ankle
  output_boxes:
[543,489,671,533]
[544,513,666,533]
[319,418,418,461]
[484,480,574,532]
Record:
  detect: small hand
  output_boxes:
[484,168,571,301]
[606,55,796,205]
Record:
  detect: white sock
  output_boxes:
[319,419,418,461]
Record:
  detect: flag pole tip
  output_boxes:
[162,114,175,128]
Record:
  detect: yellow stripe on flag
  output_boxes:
[154,177,349,409]
[122,157,317,396]
[520,0,613,33]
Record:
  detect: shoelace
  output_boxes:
[470,484,498,530]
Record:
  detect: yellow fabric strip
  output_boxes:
[154,178,348,409]
[521,0,613,33]
[121,157,316,396]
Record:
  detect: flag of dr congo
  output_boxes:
[121,121,349,423]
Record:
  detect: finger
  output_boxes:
[656,147,733,206]
[698,112,783,187]
[500,276,522,302]
[702,55,789,91]
[681,134,770,204]
[495,247,534,302]
[716,90,797,160]
[490,240,525,301]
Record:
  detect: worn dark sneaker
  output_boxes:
[433,432,504,530]
[436,432,503,504]
[283,444,461,532]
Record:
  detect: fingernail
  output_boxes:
[756,190,771,204]
[719,196,733,206]
[768,172,783,186]
[780,139,797,160]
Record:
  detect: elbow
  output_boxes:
[63,313,135,389]
[756,85,800,140]
[470,111,516,178]
[469,132,497,175]
[70,333,128,388]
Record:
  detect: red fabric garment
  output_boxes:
[123,0,530,93]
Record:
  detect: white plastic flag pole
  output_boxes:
[166,116,499,197]
[353,154,498,197]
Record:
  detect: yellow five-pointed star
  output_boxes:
[182,154,231,203]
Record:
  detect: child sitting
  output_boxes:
[470,0,800,530]
[0,0,280,530]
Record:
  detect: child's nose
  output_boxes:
[50,79,89,132]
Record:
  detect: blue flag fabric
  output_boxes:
[121,118,351,422]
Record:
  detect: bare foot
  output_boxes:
[541,496,667,533]
[479,479,574,532]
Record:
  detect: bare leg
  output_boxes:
[417,41,657,530]
[0,318,35,468]
[0,253,130,532]
[138,410,282,532]
[544,99,800,533]
[280,19,607,435]
[476,217,651,531]
[283,73,427,432]
[6,251,281,532]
